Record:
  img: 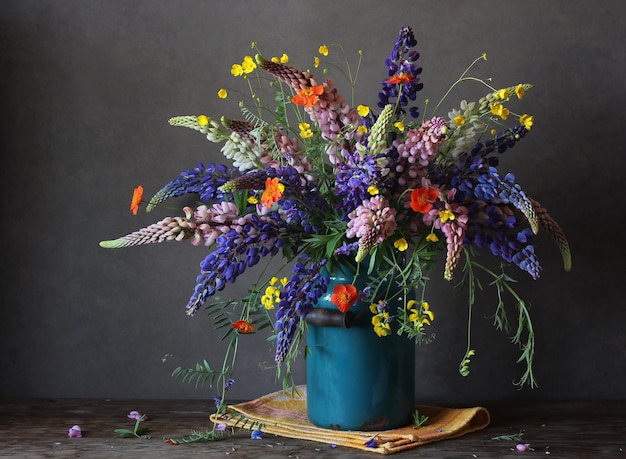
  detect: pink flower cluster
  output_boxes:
[346,196,397,261]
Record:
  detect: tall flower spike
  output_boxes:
[169,115,227,143]
[255,54,318,90]
[99,214,198,248]
[368,104,394,155]
[531,199,571,271]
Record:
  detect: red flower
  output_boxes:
[386,72,415,84]
[232,320,254,333]
[130,185,144,215]
[330,284,359,313]
[291,85,325,107]
[410,187,438,213]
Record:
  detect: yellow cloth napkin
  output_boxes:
[211,385,490,454]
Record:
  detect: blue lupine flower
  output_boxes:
[147,162,235,211]
[274,257,329,363]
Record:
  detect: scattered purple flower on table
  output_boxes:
[364,436,378,448]
[215,422,228,432]
[516,443,535,452]
[127,411,147,421]
[67,425,82,438]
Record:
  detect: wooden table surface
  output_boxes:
[1,398,624,458]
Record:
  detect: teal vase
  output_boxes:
[305,260,415,431]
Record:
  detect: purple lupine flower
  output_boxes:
[378,26,423,118]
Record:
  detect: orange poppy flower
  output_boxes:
[232,320,254,333]
[261,177,285,208]
[330,284,359,313]
[291,85,325,107]
[386,72,414,84]
[410,187,438,213]
[130,185,144,215]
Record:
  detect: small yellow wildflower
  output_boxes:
[426,233,439,243]
[241,55,257,73]
[314,56,320,68]
[453,115,465,126]
[271,53,289,64]
[490,102,510,120]
[372,313,391,337]
[482,53,488,61]
[357,105,370,117]
[491,129,497,135]
[394,121,405,132]
[496,88,509,99]
[318,45,329,56]
[519,114,534,130]
[367,185,379,196]
[439,209,455,223]
[407,300,434,331]
[299,122,313,139]
[231,64,243,77]
[260,277,288,310]
[357,125,368,134]
[515,84,525,99]
[217,89,228,99]
[197,115,209,126]
[247,196,258,205]
[394,238,408,251]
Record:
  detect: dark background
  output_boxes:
[1,0,624,403]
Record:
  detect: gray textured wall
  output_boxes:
[1,0,624,403]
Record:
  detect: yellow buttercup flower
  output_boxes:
[318,45,329,56]
[453,115,465,126]
[197,115,209,126]
[271,53,289,63]
[520,114,534,130]
[217,89,228,99]
[490,102,510,120]
[357,104,370,117]
[394,121,405,132]
[394,238,408,251]
[439,209,455,223]
[299,122,313,139]
[367,185,380,196]
[241,55,257,73]
[247,196,258,205]
[357,125,368,134]
[231,64,243,77]
[515,84,526,99]
[314,56,320,68]
[496,88,509,100]
[426,233,439,243]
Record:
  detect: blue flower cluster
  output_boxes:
[378,26,423,118]
[267,166,328,233]
[428,126,542,279]
[274,256,329,363]
[147,162,235,211]
[334,152,385,214]
[185,213,286,315]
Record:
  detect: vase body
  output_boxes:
[306,261,415,431]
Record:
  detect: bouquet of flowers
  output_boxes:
[101,26,570,409]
